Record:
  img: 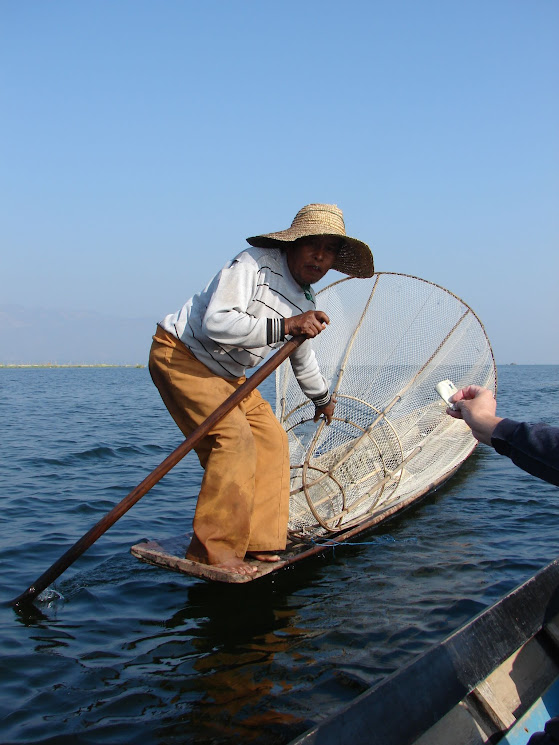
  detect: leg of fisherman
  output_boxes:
[189,405,257,569]
[242,391,290,562]
[148,329,259,574]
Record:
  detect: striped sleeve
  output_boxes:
[266,317,285,344]
[311,391,331,408]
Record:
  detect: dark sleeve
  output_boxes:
[527,717,559,744]
[491,418,559,486]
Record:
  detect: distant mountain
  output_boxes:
[0,305,156,365]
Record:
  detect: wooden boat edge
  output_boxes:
[287,556,559,745]
[131,461,464,583]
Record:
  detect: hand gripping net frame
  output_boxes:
[275,272,497,538]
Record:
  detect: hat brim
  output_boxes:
[246,232,374,279]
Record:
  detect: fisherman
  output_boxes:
[149,203,374,575]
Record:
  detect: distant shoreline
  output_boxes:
[0,364,146,369]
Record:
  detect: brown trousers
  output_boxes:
[148,327,290,565]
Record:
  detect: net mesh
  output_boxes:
[275,272,497,536]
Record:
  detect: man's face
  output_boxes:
[287,236,341,286]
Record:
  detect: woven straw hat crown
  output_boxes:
[246,203,374,279]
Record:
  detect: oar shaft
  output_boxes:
[11,336,304,609]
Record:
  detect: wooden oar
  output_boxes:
[11,335,305,609]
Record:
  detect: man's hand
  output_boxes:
[285,310,330,338]
[447,385,502,445]
[313,396,337,425]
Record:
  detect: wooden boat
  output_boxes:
[130,460,460,584]
[132,273,496,584]
[287,557,559,745]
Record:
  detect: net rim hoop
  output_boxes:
[317,271,497,395]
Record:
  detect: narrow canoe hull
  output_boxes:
[131,463,460,583]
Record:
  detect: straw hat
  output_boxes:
[246,203,374,278]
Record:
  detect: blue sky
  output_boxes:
[2,1,558,364]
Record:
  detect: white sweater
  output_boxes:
[158,246,330,405]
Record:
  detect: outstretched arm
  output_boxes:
[448,385,559,486]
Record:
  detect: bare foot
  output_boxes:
[246,551,281,563]
[214,557,258,576]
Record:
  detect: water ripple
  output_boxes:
[1,366,559,744]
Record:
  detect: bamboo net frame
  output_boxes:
[276,272,497,536]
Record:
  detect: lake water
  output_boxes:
[1,365,558,744]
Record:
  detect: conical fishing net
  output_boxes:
[276,273,497,537]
